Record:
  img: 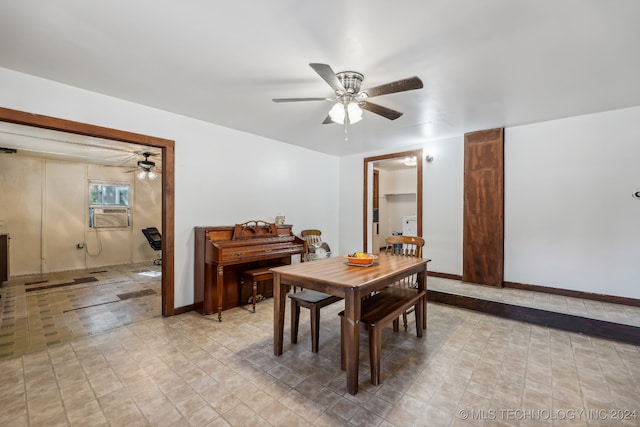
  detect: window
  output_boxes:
[89,181,131,228]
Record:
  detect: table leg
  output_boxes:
[273,273,286,356]
[343,289,361,395]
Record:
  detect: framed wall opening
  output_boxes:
[363,149,423,252]
[0,106,175,316]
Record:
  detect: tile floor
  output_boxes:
[0,263,161,359]
[0,267,639,426]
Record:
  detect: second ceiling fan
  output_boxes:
[273,63,423,127]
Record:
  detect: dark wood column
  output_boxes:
[463,128,504,287]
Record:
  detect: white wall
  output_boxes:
[505,106,640,298]
[340,107,640,300]
[0,67,340,308]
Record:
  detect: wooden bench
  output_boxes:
[241,266,281,313]
[340,287,425,385]
[288,290,342,352]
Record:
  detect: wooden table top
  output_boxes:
[270,253,430,294]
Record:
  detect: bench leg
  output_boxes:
[290,299,300,344]
[369,326,382,385]
[310,304,320,353]
[340,315,345,370]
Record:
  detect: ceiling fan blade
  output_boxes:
[309,63,345,93]
[272,97,331,103]
[361,101,403,120]
[322,115,334,124]
[364,76,423,98]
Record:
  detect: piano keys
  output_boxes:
[194,220,304,321]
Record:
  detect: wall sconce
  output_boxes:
[425,154,434,163]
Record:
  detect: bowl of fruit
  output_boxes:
[344,252,378,266]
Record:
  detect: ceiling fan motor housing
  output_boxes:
[336,71,364,95]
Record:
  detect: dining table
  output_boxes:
[271,253,430,395]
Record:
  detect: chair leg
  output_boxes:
[290,299,300,344]
[369,326,382,385]
[392,318,399,332]
[402,312,408,330]
[310,304,320,353]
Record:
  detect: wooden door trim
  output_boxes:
[0,106,175,316]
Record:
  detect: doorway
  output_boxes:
[363,149,423,252]
[0,107,175,316]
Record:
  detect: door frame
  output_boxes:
[363,149,423,251]
[0,106,176,316]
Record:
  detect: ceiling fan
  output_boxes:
[127,152,161,180]
[273,63,423,136]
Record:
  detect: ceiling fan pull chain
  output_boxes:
[344,104,349,142]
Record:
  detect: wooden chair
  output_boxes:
[288,229,342,352]
[339,287,425,385]
[300,229,322,260]
[384,235,425,329]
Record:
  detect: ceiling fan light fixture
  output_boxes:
[136,170,148,180]
[329,102,363,124]
[403,156,417,166]
[147,170,159,181]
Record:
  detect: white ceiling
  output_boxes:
[0,121,161,168]
[0,0,638,158]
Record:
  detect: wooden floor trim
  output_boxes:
[503,281,640,308]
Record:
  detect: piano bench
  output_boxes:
[241,266,281,313]
[288,290,342,353]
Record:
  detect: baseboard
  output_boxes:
[427,271,462,281]
[174,304,194,315]
[503,281,640,308]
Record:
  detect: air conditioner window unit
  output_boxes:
[92,207,130,228]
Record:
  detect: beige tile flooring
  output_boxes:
[0,263,161,360]
[0,267,639,426]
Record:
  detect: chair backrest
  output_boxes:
[384,235,424,258]
[300,229,327,261]
[301,229,322,244]
[142,227,162,250]
[384,235,424,289]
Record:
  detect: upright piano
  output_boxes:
[194,220,305,321]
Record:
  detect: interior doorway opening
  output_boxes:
[0,106,175,316]
[363,149,423,252]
